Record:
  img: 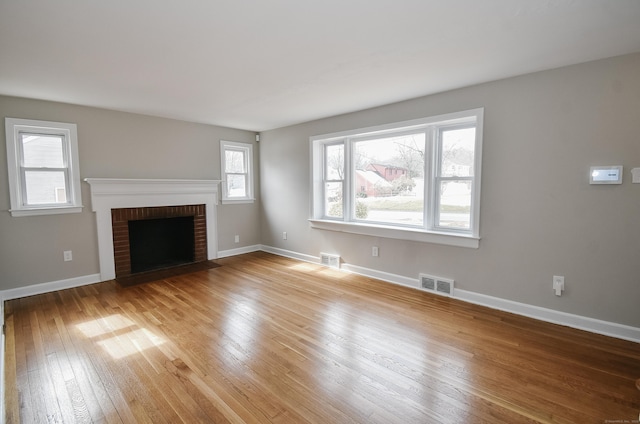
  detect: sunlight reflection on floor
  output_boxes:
[76,314,166,360]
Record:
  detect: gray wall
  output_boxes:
[0,96,260,289]
[2,53,638,329]
[260,52,640,327]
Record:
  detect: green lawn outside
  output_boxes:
[362,197,470,213]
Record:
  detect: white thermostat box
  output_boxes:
[590,166,623,184]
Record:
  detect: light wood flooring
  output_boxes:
[4,251,640,423]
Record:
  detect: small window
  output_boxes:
[220,140,254,204]
[5,118,83,217]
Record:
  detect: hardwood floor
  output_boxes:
[5,251,640,423]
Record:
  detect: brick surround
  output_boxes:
[111,204,207,278]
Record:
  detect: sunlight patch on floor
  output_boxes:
[318,267,350,279]
[98,328,166,360]
[76,314,166,360]
[287,262,319,272]
[76,314,136,338]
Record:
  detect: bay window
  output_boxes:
[310,108,483,248]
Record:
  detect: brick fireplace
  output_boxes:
[85,178,221,281]
[111,205,207,278]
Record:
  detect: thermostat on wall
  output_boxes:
[590,166,623,184]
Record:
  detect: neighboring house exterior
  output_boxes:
[355,170,393,197]
[367,163,408,182]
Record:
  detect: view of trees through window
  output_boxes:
[324,127,475,229]
[352,133,425,226]
[225,148,248,198]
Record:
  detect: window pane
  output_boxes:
[225,150,246,173]
[22,134,65,168]
[325,182,343,218]
[440,127,475,177]
[353,133,425,226]
[438,180,471,229]
[226,174,247,197]
[325,144,344,180]
[24,170,67,204]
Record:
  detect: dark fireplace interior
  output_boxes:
[128,216,195,274]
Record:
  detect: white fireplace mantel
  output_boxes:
[84,178,221,281]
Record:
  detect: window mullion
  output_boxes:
[433,126,445,230]
[342,139,351,221]
[424,128,436,231]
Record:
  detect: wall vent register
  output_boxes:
[419,273,454,297]
[320,253,341,269]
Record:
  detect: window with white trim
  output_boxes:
[310,109,483,248]
[5,117,83,217]
[220,140,254,204]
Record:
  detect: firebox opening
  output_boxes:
[128,216,195,274]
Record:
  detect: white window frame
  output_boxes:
[310,108,483,248]
[220,140,254,204]
[5,117,83,217]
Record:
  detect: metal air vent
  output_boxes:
[419,273,454,297]
[320,253,341,269]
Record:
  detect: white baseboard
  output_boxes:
[342,263,418,288]
[1,273,102,302]
[261,245,640,343]
[217,244,262,258]
[454,289,640,343]
[260,245,320,264]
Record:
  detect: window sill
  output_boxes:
[308,219,480,248]
[9,205,84,217]
[221,198,255,205]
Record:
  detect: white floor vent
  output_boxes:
[320,253,341,269]
[419,273,454,297]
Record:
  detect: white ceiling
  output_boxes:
[1,1,640,132]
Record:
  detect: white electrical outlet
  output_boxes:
[553,275,565,296]
[372,246,379,257]
[234,235,240,243]
[283,231,287,240]
[63,250,73,262]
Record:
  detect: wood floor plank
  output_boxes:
[4,307,20,424]
[52,315,110,423]
[5,251,640,423]
[64,300,139,423]
[54,303,124,424]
